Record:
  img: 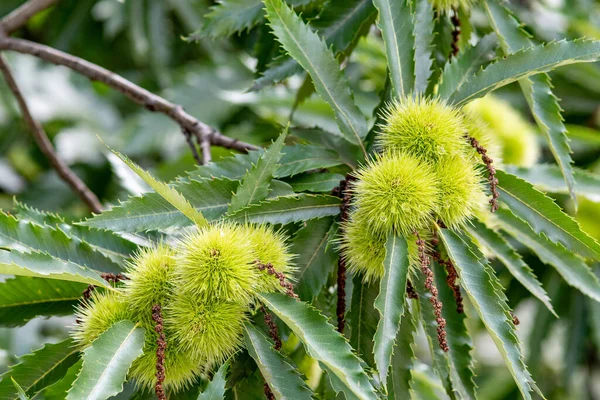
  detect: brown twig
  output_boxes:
[1,0,59,35]
[415,231,449,352]
[467,135,499,212]
[450,8,461,58]
[432,251,464,314]
[200,135,212,164]
[0,36,258,154]
[0,55,103,213]
[152,304,167,400]
[182,128,202,164]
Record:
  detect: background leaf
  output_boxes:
[448,39,600,105]
[243,323,312,399]
[497,208,600,302]
[439,228,535,400]
[496,170,600,260]
[264,0,368,151]
[0,339,79,400]
[259,293,377,399]
[197,361,229,400]
[0,277,85,327]
[484,0,577,204]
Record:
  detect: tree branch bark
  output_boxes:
[0,55,102,213]
[0,36,259,154]
[200,136,212,164]
[1,0,59,35]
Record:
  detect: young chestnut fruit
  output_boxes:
[464,94,539,167]
[378,97,467,164]
[72,222,295,394]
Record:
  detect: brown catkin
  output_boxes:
[261,306,282,351]
[432,251,464,314]
[467,135,499,212]
[152,304,166,400]
[450,8,461,58]
[81,273,128,301]
[256,262,298,299]
[332,174,356,334]
[416,232,449,352]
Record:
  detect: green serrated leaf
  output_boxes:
[202,0,265,38]
[10,379,28,400]
[504,164,600,202]
[448,39,600,105]
[437,33,497,100]
[433,261,477,400]
[0,339,79,400]
[373,233,409,388]
[67,320,144,400]
[41,360,82,400]
[227,194,341,225]
[229,130,288,213]
[253,0,376,90]
[413,0,435,94]
[13,201,137,262]
[466,220,555,315]
[81,178,239,232]
[373,0,414,98]
[264,0,368,153]
[348,275,379,370]
[496,169,600,260]
[0,249,109,287]
[0,276,85,327]
[292,217,337,301]
[197,362,229,400]
[0,212,120,272]
[285,173,345,193]
[438,228,535,400]
[243,323,313,399]
[413,272,455,399]
[290,127,362,167]
[496,208,600,303]
[110,148,208,228]
[484,0,577,204]
[259,293,377,399]
[387,306,417,399]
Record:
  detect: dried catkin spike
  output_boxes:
[467,135,500,212]
[432,251,464,314]
[152,304,167,400]
[450,8,461,58]
[416,232,449,352]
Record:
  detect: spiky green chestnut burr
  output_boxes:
[166,295,247,367]
[342,212,426,282]
[464,95,539,167]
[72,291,133,346]
[434,155,486,228]
[123,244,175,313]
[175,223,257,303]
[73,291,201,392]
[463,113,503,166]
[244,224,295,294]
[352,152,439,236]
[377,97,467,164]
